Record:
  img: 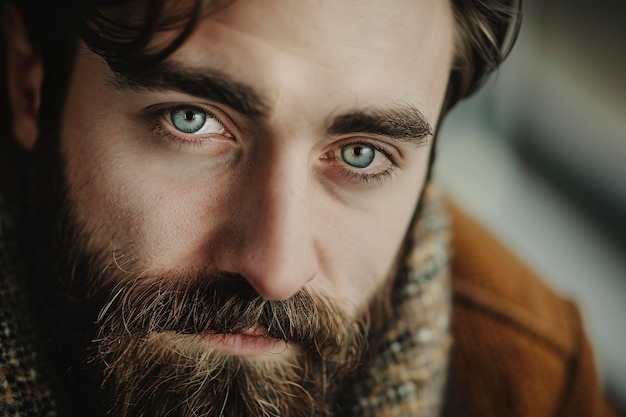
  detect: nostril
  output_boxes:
[211,189,318,300]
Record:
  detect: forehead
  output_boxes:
[159,0,455,120]
[209,0,449,60]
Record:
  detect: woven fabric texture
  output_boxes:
[341,186,452,417]
[0,193,58,417]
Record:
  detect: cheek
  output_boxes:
[60,85,230,268]
[60,102,137,252]
[319,146,431,305]
[63,140,240,269]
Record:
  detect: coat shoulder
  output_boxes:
[444,202,617,417]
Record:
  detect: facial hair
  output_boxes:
[93,270,367,417]
[23,140,369,417]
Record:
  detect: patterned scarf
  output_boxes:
[0,185,451,416]
[0,192,58,416]
[342,185,452,417]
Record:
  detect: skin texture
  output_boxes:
[6,0,455,414]
[11,0,453,354]
[62,0,452,310]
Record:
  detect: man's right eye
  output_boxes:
[147,104,237,150]
[170,108,208,133]
[166,107,228,136]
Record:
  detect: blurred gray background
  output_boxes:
[436,0,626,412]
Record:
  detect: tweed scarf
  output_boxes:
[0,185,451,416]
[341,185,452,417]
[0,192,58,416]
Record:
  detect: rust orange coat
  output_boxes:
[443,204,618,417]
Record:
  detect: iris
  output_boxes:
[341,144,375,168]
[170,109,207,133]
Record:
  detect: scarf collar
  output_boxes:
[342,184,452,417]
[0,190,58,416]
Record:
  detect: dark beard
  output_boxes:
[93,271,367,417]
[22,140,369,417]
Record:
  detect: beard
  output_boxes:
[22,137,371,417]
[91,271,367,417]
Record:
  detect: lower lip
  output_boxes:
[203,330,288,357]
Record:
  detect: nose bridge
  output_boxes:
[258,154,309,250]
[232,146,317,300]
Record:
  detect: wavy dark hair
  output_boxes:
[8,0,521,110]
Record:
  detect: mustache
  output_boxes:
[95,271,365,357]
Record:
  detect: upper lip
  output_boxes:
[206,327,277,339]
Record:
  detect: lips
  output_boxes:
[203,329,289,357]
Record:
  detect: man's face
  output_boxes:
[39,0,453,414]
[64,0,453,309]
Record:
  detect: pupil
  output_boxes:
[354,147,362,157]
[184,111,195,121]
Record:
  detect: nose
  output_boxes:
[214,155,318,300]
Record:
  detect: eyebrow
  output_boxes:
[109,63,433,144]
[328,106,433,146]
[108,62,270,118]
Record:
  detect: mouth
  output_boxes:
[202,328,290,357]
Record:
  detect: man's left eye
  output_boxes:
[322,140,398,186]
[167,108,227,135]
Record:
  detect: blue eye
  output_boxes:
[170,109,207,133]
[341,144,375,168]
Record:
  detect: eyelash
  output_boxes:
[346,168,396,184]
[149,104,399,185]
[151,104,232,148]
[334,140,398,185]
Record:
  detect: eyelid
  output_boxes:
[318,138,400,187]
[148,102,238,138]
[331,137,400,167]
